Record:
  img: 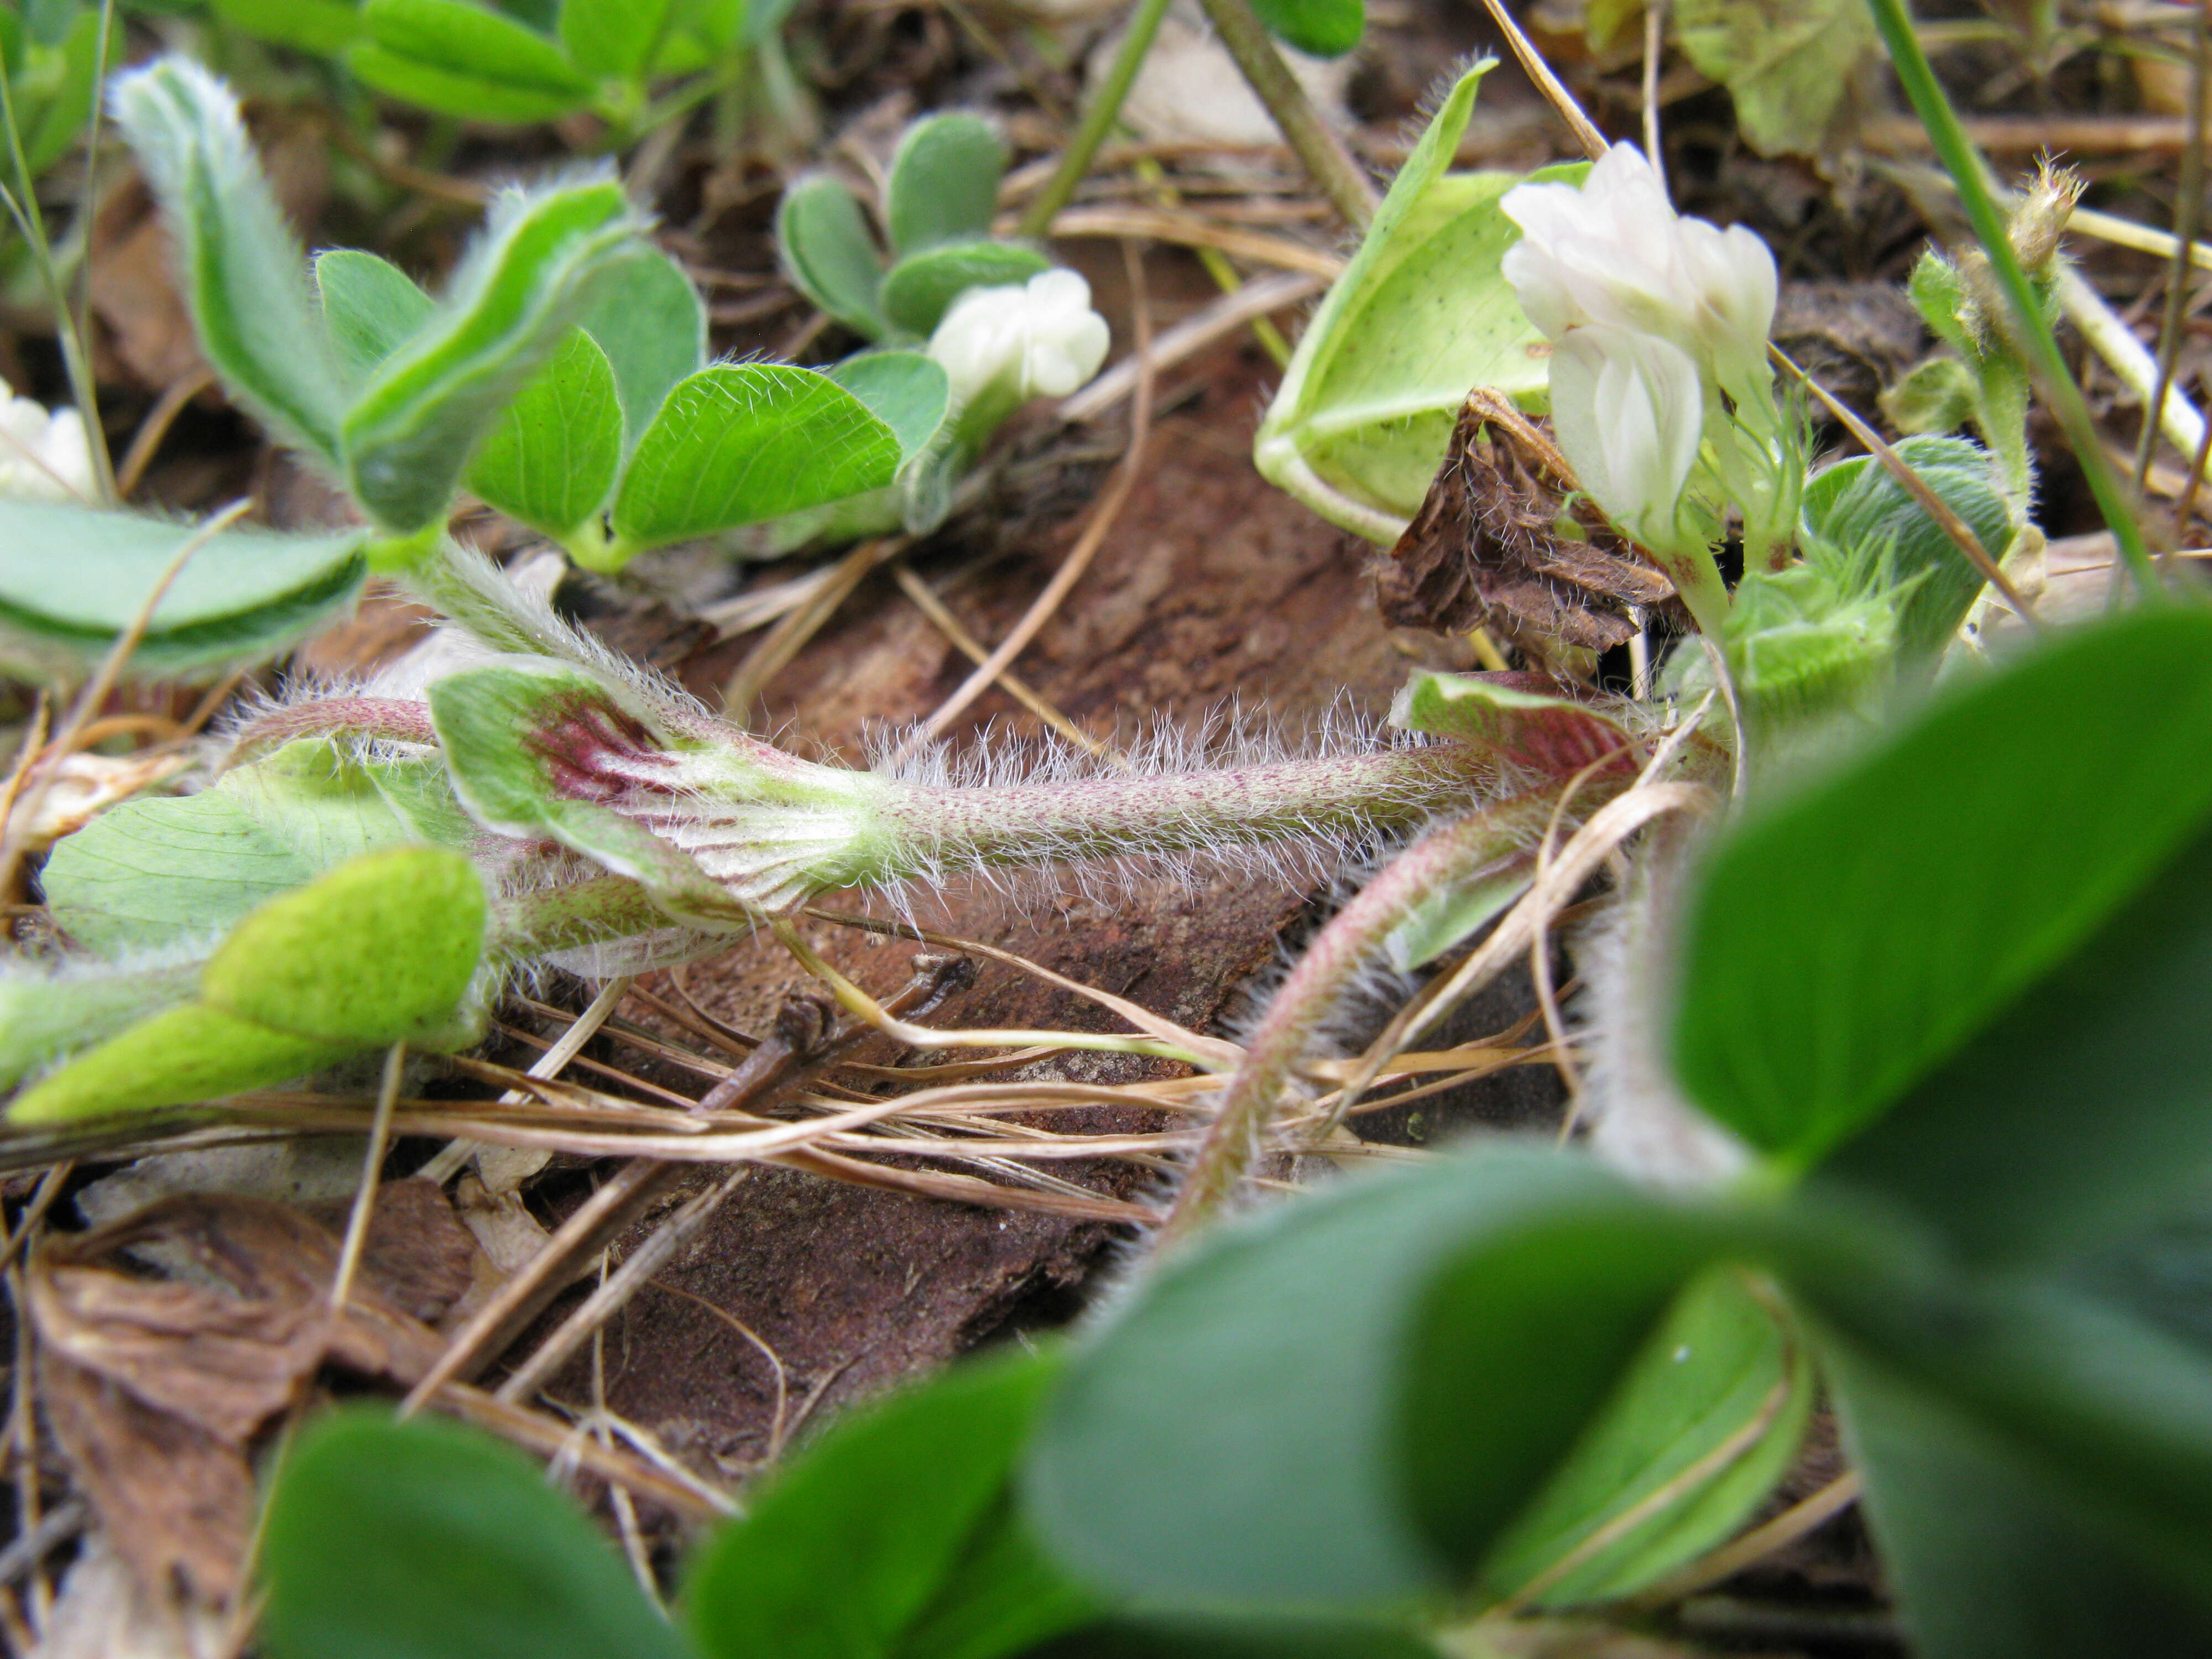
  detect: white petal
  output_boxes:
[1550,325,1701,544]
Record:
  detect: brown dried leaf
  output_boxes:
[29,1193,451,1601]
[1378,390,1684,662]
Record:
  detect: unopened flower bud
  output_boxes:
[927,268,1111,411]
[2008,162,2083,278]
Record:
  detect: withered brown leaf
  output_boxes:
[1377,390,1687,662]
[30,1191,454,1603]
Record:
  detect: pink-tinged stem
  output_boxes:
[1152,790,1560,1253]
[225,697,437,761]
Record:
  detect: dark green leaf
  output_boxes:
[351,0,593,122]
[575,246,707,447]
[1819,818,2212,1265]
[1823,1310,2212,1655]
[1671,608,2212,1170]
[109,56,349,464]
[341,176,640,532]
[0,500,364,682]
[879,241,1047,339]
[316,248,434,379]
[884,113,1005,257]
[1026,1149,1705,1615]
[828,350,950,462]
[1247,0,1361,56]
[776,174,887,337]
[467,325,622,539]
[608,364,903,555]
[260,1408,689,1659]
[686,1349,1095,1659]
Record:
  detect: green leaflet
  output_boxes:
[776,174,890,337]
[1797,434,2014,668]
[608,363,906,555]
[879,241,1048,339]
[209,0,363,54]
[1387,670,1641,779]
[1674,0,1875,158]
[1248,0,1363,56]
[1024,1150,1697,1614]
[316,248,435,381]
[1254,64,1569,542]
[466,325,623,540]
[348,0,594,123]
[108,58,349,465]
[573,246,708,448]
[0,959,201,1089]
[1672,607,2212,1171]
[43,739,465,954]
[1817,817,2212,1269]
[260,1409,688,1659]
[341,175,643,532]
[559,0,677,79]
[685,1350,1098,1659]
[827,350,951,463]
[884,113,1005,257]
[11,847,487,1122]
[0,500,365,682]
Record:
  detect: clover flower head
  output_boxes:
[0,383,95,503]
[927,268,1111,409]
[1500,144,1776,390]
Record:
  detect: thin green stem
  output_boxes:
[0,24,113,503]
[1018,0,1177,238]
[1191,0,1378,230]
[1863,0,2158,597]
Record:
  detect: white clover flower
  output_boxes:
[1500,143,1776,393]
[927,268,1111,410]
[1548,325,1703,551]
[0,384,96,503]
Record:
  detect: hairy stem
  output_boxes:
[866,743,1493,884]
[1153,793,1556,1251]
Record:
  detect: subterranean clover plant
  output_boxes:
[9,44,2208,1659]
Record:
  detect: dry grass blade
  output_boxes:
[723,535,909,718]
[807,906,1243,1067]
[1040,206,1347,279]
[1058,271,1319,426]
[890,560,1117,759]
[1629,1471,1865,1610]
